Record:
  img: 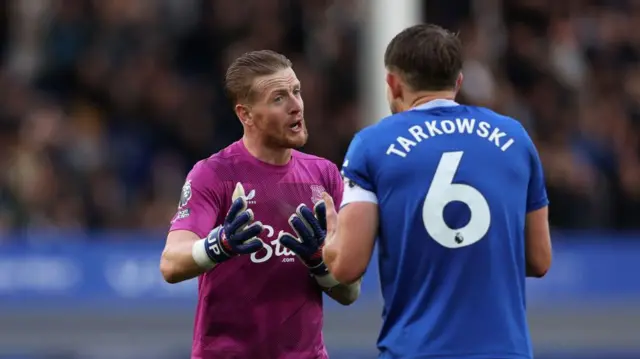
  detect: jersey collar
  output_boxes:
[411,99,459,111]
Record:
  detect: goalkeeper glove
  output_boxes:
[277,201,329,276]
[199,183,264,266]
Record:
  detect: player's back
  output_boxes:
[357,101,542,358]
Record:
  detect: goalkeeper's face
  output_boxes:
[249,68,308,149]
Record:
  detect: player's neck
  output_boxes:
[406,91,456,111]
[242,136,292,166]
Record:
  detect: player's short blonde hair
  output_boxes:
[225,50,293,104]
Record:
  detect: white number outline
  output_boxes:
[422,151,491,248]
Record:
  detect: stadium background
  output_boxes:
[0,0,639,358]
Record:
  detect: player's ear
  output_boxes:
[386,72,403,100]
[235,104,253,126]
[454,72,464,94]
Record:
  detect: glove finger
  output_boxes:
[227,209,254,233]
[289,214,314,241]
[235,237,264,254]
[232,182,246,201]
[277,231,313,258]
[238,221,264,239]
[297,204,324,238]
[226,197,247,224]
[313,201,327,231]
[231,220,263,243]
[231,222,264,254]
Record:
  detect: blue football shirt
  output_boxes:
[340,99,548,359]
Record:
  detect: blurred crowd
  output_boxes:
[0,0,360,234]
[452,0,640,229]
[0,0,638,235]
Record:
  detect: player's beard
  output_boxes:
[281,120,308,148]
[263,121,308,150]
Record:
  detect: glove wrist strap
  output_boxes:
[192,238,217,270]
[307,260,329,276]
[314,272,341,288]
[203,226,236,264]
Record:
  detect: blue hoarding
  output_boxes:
[0,232,638,310]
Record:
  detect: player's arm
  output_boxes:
[160,164,263,283]
[322,188,378,285]
[318,164,362,305]
[322,276,362,306]
[161,166,219,283]
[161,230,210,283]
[525,207,551,277]
[524,135,552,278]
[323,133,378,284]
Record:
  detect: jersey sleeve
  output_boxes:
[526,137,549,213]
[340,133,378,207]
[169,160,224,238]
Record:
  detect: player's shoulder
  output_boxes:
[340,115,400,161]
[187,141,244,180]
[472,105,526,127]
[293,150,338,170]
[467,106,541,165]
[465,105,530,136]
[292,150,341,188]
[208,140,247,164]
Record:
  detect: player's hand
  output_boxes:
[278,201,329,276]
[321,192,338,246]
[203,183,264,264]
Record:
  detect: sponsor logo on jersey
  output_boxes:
[249,224,296,263]
[173,208,190,222]
[245,189,256,204]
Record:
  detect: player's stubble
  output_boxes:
[250,68,309,151]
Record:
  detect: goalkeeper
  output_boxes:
[159,50,361,359]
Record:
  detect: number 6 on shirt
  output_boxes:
[422,151,491,248]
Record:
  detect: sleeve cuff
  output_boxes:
[341,184,378,208]
[526,198,549,213]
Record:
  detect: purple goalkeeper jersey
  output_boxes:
[169,140,344,359]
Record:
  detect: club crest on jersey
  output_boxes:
[310,185,325,203]
[178,180,192,208]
